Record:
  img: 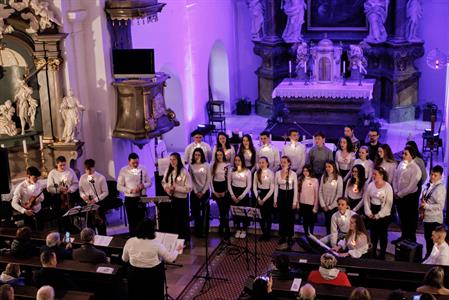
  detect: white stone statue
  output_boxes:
[406,0,422,42]
[282,0,306,43]
[248,0,264,41]
[21,12,40,34]
[29,0,62,31]
[0,4,14,39]
[364,0,389,44]
[349,44,368,74]
[9,0,29,11]
[14,78,38,135]
[60,89,85,143]
[295,42,308,74]
[0,100,18,136]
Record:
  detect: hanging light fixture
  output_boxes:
[426,48,449,70]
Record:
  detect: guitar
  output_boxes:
[23,189,44,210]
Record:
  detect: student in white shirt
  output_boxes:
[421,165,447,259]
[352,146,374,181]
[253,157,275,241]
[184,130,212,164]
[117,153,152,237]
[297,165,319,236]
[319,161,344,234]
[282,129,306,175]
[344,165,367,214]
[335,137,355,180]
[212,132,235,164]
[79,159,109,235]
[423,226,449,266]
[333,214,370,258]
[227,155,252,239]
[189,148,211,238]
[344,125,360,154]
[12,167,45,230]
[237,134,257,172]
[375,144,397,184]
[122,218,182,300]
[321,197,356,247]
[257,131,280,172]
[210,150,230,239]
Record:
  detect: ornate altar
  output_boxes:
[310,39,342,83]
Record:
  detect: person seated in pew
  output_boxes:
[36,285,55,300]
[269,254,302,280]
[423,226,449,266]
[40,232,72,262]
[307,253,351,287]
[320,197,356,248]
[420,294,437,300]
[332,214,370,258]
[349,287,371,300]
[416,266,449,296]
[298,283,316,300]
[33,250,77,295]
[0,284,14,300]
[10,226,39,259]
[72,228,108,264]
[250,275,275,300]
[387,289,407,300]
[0,263,25,286]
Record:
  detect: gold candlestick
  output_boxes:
[40,148,48,177]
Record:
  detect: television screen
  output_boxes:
[112,49,155,79]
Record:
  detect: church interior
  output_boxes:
[0,0,449,299]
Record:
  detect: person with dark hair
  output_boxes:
[375,144,397,184]
[307,253,351,287]
[250,276,274,300]
[10,226,38,258]
[253,157,275,241]
[282,129,306,175]
[72,228,108,264]
[228,155,252,239]
[319,161,343,234]
[393,146,422,243]
[162,152,192,245]
[270,254,301,280]
[364,167,393,259]
[12,166,45,230]
[212,132,235,163]
[0,284,14,300]
[334,214,370,258]
[79,158,109,235]
[189,148,211,238]
[184,130,211,163]
[298,165,319,236]
[335,136,355,179]
[366,129,381,161]
[0,263,25,286]
[421,165,446,259]
[306,132,333,179]
[117,152,152,236]
[423,226,449,266]
[257,131,280,172]
[349,287,371,300]
[122,218,182,300]
[387,290,407,300]
[210,149,231,239]
[417,266,449,295]
[406,140,427,184]
[238,134,257,172]
[274,156,297,250]
[344,125,360,153]
[345,165,367,214]
[353,146,374,180]
[321,198,356,248]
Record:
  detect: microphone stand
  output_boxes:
[89,178,102,230]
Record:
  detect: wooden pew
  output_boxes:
[12,285,94,300]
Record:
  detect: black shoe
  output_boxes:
[277,237,286,245]
[391,237,404,244]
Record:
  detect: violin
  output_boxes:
[23,189,44,210]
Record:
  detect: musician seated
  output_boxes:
[307,253,351,287]
[10,226,39,259]
[37,285,55,300]
[423,226,449,266]
[0,263,25,286]
[332,215,370,258]
[417,267,449,296]
[40,232,72,261]
[320,197,356,247]
[11,166,45,230]
[72,228,108,264]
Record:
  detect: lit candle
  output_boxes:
[22,140,27,154]
[302,135,306,141]
[199,167,205,173]
[331,180,337,186]
[39,135,43,150]
[289,60,292,75]
[353,186,359,193]
[238,131,243,138]
[0,144,4,148]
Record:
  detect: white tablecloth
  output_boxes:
[272,79,375,100]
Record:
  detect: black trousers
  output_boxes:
[86,201,107,236]
[299,204,315,235]
[190,190,210,237]
[324,208,338,235]
[127,263,165,300]
[257,189,273,237]
[213,181,230,235]
[171,196,191,241]
[277,189,294,238]
[231,186,250,230]
[348,196,363,215]
[424,222,441,258]
[369,204,390,258]
[52,193,79,233]
[23,210,44,231]
[125,197,146,237]
[396,191,420,242]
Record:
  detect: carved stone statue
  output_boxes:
[349,44,368,74]
[14,78,38,135]
[0,100,18,136]
[60,89,85,143]
[295,42,308,74]
[364,0,389,44]
[21,12,40,34]
[9,0,29,11]
[406,0,422,42]
[29,0,62,31]
[0,4,14,39]
[282,0,306,43]
[248,0,264,41]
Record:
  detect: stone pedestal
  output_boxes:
[49,141,84,176]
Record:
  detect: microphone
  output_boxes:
[88,175,95,184]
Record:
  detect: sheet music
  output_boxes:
[94,235,113,247]
[96,266,114,274]
[62,206,82,217]
[308,234,340,257]
[290,278,302,292]
[155,232,179,253]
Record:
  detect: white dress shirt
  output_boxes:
[322,209,356,247]
[422,180,446,224]
[240,148,256,171]
[184,142,212,163]
[189,163,211,194]
[282,142,305,173]
[423,242,449,266]
[117,166,152,197]
[212,145,235,164]
[161,168,192,199]
[319,175,343,210]
[79,172,109,202]
[257,143,280,172]
[47,168,79,194]
[227,168,252,200]
[122,237,178,268]
[337,232,369,258]
[335,150,355,172]
[363,181,393,219]
[12,179,44,214]
[252,168,275,203]
[274,170,298,206]
[379,160,397,184]
[393,160,422,198]
[353,158,374,180]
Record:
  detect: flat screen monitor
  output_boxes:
[112,49,155,79]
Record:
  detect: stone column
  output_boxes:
[389,0,407,43]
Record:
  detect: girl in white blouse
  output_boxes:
[364,166,393,259]
[375,144,397,184]
[344,164,367,214]
[333,214,370,258]
[210,149,230,239]
[212,132,235,163]
[237,134,257,173]
[335,137,355,180]
[274,156,298,248]
[352,146,374,181]
[319,161,344,234]
[227,154,252,239]
[189,148,211,238]
[297,165,319,236]
[162,152,192,245]
[253,157,275,241]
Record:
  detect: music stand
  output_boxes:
[63,204,99,230]
[140,196,171,230]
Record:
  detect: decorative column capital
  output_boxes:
[47,57,63,71]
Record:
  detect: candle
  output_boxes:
[39,135,43,150]
[238,131,243,138]
[22,140,27,154]
[302,135,306,141]
[331,180,337,186]
[0,144,4,148]
[304,61,307,73]
[288,60,292,75]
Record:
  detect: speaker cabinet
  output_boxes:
[0,148,11,194]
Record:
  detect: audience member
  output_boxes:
[10,226,38,258]
[349,287,371,300]
[417,267,449,295]
[423,226,449,266]
[0,284,14,300]
[40,232,72,261]
[0,263,25,286]
[251,276,274,300]
[420,293,437,300]
[269,254,301,280]
[307,253,351,287]
[36,285,55,300]
[387,289,407,300]
[298,283,316,300]
[72,228,108,264]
